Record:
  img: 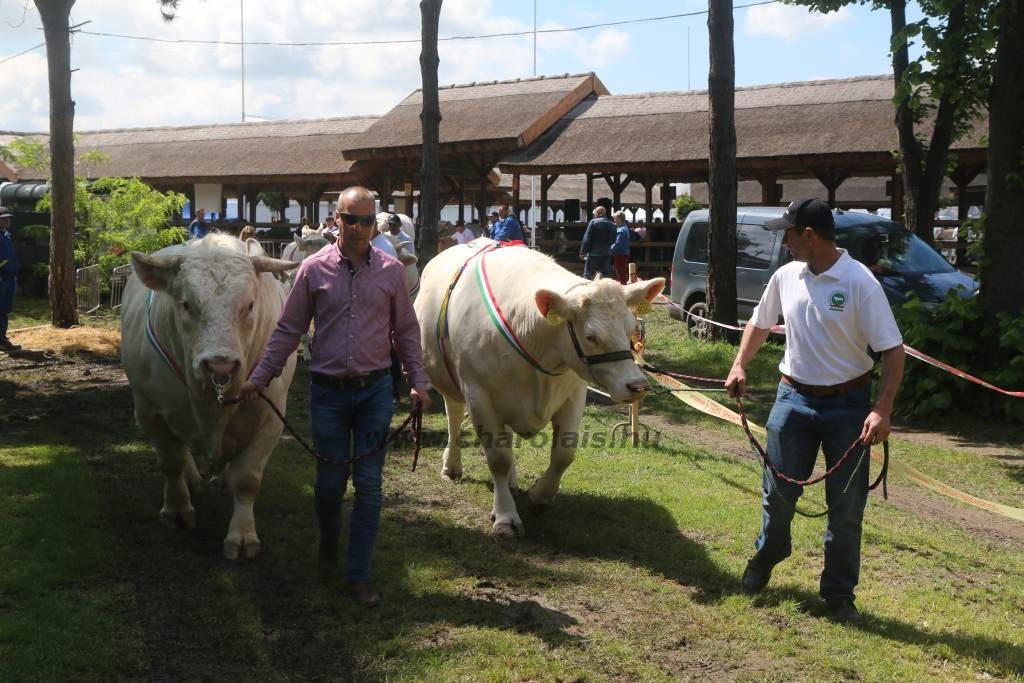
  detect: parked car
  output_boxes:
[668,207,978,335]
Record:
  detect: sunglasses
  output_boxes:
[337,212,376,227]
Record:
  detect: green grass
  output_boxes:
[0,306,1021,680]
[8,294,121,330]
[0,446,138,679]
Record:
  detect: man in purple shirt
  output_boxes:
[240,186,430,607]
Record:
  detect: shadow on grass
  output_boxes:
[750,585,1024,677]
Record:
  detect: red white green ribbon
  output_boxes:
[475,246,563,376]
[145,289,188,387]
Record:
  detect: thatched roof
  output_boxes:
[4,116,378,183]
[499,75,987,176]
[345,73,608,159]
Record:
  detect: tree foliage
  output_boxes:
[0,136,50,172]
[36,177,186,278]
[788,0,994,244]
[673,192,703,221]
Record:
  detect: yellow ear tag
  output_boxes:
[635,300,653,316]
[545,310,563,326]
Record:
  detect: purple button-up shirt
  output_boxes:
[249,243,428,390]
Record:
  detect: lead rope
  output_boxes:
[220,390,423,471]
[641,360,889,518]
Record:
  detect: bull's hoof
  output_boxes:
[491,519,524,538]
[160,506,197,530]
[527,486,555,508]
[223,536,261,561]
[223,540,241,560]
[440,467,462,482]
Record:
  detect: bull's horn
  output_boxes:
[251,256,301,274]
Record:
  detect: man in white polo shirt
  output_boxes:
[725,197,905,624]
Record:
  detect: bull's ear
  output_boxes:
[131,252,184,291]
[251,256,300,274]
[535,289,570,325]
[625,278,666,307]
[244,238,265,257]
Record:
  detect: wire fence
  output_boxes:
[76,264,102,315]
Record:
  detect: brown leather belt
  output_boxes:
[781,372,870,397]
[311,368,389,391]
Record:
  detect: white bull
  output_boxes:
[120,234,298,559]
[415,240,664,536]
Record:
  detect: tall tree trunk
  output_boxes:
[980,0,1024,318]
[892,0,970,245]
[706,0,738,339]
[37,0,78,327]
[418,0,442,265]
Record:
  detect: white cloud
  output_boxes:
[742,4,851,41]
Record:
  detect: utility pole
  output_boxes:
[240,0,246,122]
[530,0,537,248]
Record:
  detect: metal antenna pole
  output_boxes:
[241,0,246,122]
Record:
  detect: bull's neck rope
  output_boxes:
[145,289,188,387]
[475,246,564,377]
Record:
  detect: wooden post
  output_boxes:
[586,173,594,220]
[628,261,641,446]
[457,173,465,224]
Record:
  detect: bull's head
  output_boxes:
[131,248,298,393]
[535,277,665,403]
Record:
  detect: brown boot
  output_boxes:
[347,579,381,607]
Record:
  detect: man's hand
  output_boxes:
[859,410,891,446]
[237,380,262,402]
[725,365,747,398]
[578,253,586,262]
[410,387,431,413]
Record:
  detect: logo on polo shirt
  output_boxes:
[829,290,848,311]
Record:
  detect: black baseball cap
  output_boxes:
[0,206,12,219]
[765,198,834,234]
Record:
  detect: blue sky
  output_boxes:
[0,1,916,132]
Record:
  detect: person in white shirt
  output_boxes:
[725,197,905,625]
[451,219,475,245]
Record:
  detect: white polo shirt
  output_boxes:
[749,249,903,386]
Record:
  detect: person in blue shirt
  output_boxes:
[610,210,632,283]
[188,208,209,240]
[492,205,525,243]
[579,206,616,279]
[0,207,22,352]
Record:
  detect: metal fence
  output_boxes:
[109,263,133,311]
[76,264,102,314]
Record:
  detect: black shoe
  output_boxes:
[0,339,19,352]
[741,556,774,593]
[826,599,864,624]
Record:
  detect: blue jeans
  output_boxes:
[583,254,612,280]
[310,373,394,581]
[0,276,15,339]
[754,381,871,604]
